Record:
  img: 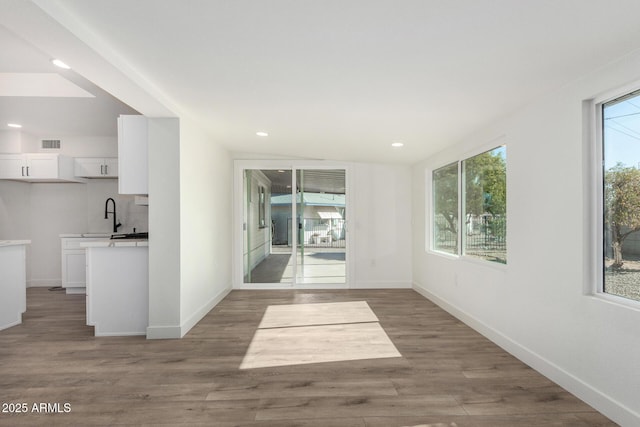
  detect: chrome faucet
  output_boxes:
[104,198,122,233]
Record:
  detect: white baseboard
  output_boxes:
[180,285,232,337]
[146,324,182,339]
[96,331,146,337]
[232,281,411,290]
[0,318,22,332]
[412,281,640,427]
[352,281,412,289]
[27,279,61,288]
[146,284,232,340]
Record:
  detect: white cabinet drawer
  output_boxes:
[62,237,110,249]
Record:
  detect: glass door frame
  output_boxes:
[233,159,353,289]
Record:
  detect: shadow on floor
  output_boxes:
[249,253,292,283]
[308,252,346,261]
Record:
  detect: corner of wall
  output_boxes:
[179,284,232,338]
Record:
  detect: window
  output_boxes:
[433,162,458,255]
[431,146,507,265]
[602,90,640,302]
[462,147,507,263]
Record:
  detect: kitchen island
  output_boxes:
[82,239,148,336]
[0,240,30,331]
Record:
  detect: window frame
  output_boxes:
[428,140,507,268]
[591,84,640,308]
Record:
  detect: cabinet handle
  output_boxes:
[101,165,104,175]
[21,166,25,176]
[26,166,29,176]
[105,164,108,175]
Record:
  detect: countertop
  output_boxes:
[60,233,112,238]
[0,240,31,247]
[81,240,148,248]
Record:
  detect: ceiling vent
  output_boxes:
[41,139,61,150]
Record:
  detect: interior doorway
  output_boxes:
[236,162,349,288]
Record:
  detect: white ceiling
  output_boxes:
[4,1,640,163]
[0,24,138,139]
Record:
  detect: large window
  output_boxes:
[602,90,640,302]
[431,146,507,264]
[433,162,458,255]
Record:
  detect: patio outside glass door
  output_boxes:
[296,169,346,285]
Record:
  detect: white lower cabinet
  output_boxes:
[60,236,110,294]
[0,243,29,331]
[85,245,148,336]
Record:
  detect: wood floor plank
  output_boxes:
[205,377,399,400]
[0,288,616,426]
[255,395,467,421]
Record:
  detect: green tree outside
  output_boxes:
[604,163,640,267]
[433,162,458,253]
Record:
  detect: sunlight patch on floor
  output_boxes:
[240,301,401,370]
[258,301,378,328]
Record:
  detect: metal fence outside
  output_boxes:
[286,218,346,248]
[434,214,506,262]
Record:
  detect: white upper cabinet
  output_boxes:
[74,157,118,178]
[0,153,85,182]
[118,115,148,194]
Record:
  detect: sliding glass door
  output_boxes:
[241,166,347,287]
[296,169,346,284]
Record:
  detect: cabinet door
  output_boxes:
[75,158,105,177]
[0,154,26,179]
[104,158,118,177]
[118,115,148,194]
[62,250,87,288]
[25,154,59,179]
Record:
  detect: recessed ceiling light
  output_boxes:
[7,123,22,128]
[51,59,71,69]
[391,141,404,148]
[256,131,269,137]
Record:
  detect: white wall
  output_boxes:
[29,183,87,287]
[0,181,30,239]
[146,116,233,339]
[352,162,412,288]
[0,130,23,153]
[147,118,182,338]
[412,49,640,425]
[179,117,232,336]
[21,135,118,157]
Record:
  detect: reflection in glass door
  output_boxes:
[243,169,294,284]
[296,169,346,284]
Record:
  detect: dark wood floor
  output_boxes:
[0,288,615,426]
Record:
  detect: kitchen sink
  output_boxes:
[110,232,148,240]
